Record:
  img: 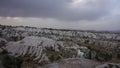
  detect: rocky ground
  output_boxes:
[0,25,120,68]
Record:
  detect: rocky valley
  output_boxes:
[0,25,120,68]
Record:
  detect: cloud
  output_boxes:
[0,0,118,21]
[0,0,120,31]
[0,16,120,31]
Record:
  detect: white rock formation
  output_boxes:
[77,49,84,58]
[5,36,60,63]
[5,36,88,63]
[0,37,7,52]
[0,37,7,43]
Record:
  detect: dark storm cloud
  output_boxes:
[0,0,118,21]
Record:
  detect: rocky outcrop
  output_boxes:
[1,25,120,62]
[96,63,120,68]
[0,37,7,48]
[41,58,100,68]
[5,36,88,64]
[0,25,120,42]
[0,25,120,68]
[76,39,120,61]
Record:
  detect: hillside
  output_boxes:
[0,25,120,68]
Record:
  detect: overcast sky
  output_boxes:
[0,0,120,31]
